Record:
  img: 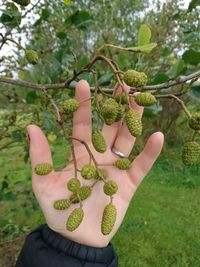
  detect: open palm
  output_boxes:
[27,80,164,248]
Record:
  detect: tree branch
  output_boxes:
[0,70,200,93]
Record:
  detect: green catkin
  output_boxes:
[81,164,96,180]
[67,178,81,193]
[135,92,157,106]
[95,169,108,180]
[103,180,118,196]
[61,99,79,113]
[188,113,200,131]
[115,158,131,170]
[13,0,30,6]
[25,50,39,65]
[115,104,124,122]
[115,92,129,105]
[70,186,92,204]
[101,204,117,235]
[182,141,200,166]
[54,199,71,210]
[123,70,147,87]
[100,99,119,125]
[66,208,84,232]
[125,109,142,137]
[34,163,53,175]
[92,131,107,153]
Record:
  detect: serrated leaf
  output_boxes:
[138,24,151,46]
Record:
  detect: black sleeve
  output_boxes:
[15,224,118,267]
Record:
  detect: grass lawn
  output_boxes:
[0,140,200,267]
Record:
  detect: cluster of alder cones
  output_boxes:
[34,69,200,235]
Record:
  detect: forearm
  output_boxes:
[15,224,118,267]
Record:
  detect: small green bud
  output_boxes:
[25,50,39,65]
[66,208,84,232]
[34,163,53,176]
[81,164,96,180]
[103,180,118,196]
[67,178,81,193]
[54,199,71,210]
[115,158,131,170]
[101,203,117,235]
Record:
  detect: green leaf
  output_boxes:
[26,91,38,104]
[1,4,21,27]
[56,31,67,39]
[71,10,91,30]
[171,59,185,77]
[188,0,200,11]
[150,73,169,84]
[127,43,157,53]
[3,192,17,201]
[183,32,199,44]
[189,84,200,101]
[98,72,114,86]
[41,8,50,21]
[138,24,151,46]
[10,131,23,142]
[182,49,200,65]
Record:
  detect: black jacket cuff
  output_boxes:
[15,224,118,267]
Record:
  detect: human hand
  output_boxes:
[27,80,164,248]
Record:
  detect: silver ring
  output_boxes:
[111,147,126,158]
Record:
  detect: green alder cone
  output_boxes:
[189,113,200,131]
[67,178,81,193]
[34,163,53,176]
[115,104,125,122]
[135,92,157,106]
[70,186,92,204]
[54,199,71,210]
[66,208,84,232]
[101,203,117,235]
[25,50,39,65]
[125,109,142,137]
[115,158,131,170]
[92,131,107,153]
[115,92,129,105]
[81,164,96,180]
[13,0,30,6]
[100,98,119,125]
[182,141,200,166]
[61,99,79,113]
[103,180,118,196]
[123,70,147,87]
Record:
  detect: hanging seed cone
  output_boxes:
[182,141,200,166]
[54,199,71,210]
[123,70,147,87]
[66,208,84,232]
[70,186,92,204]
[92,131,107,153]
[101,203,117,235]
[34,163,53,175]
[135,92,157,106]
[188,113,200,131]
[125,109,142,137]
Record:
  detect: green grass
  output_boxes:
[1,141,200,266]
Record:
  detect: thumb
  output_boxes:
[27,125,53,172]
